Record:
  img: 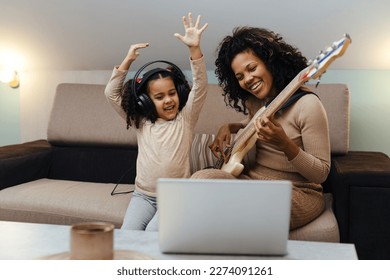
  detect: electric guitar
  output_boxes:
[214,34,352,177]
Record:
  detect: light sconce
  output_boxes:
[0,50,22,89]
[0,69,20,88]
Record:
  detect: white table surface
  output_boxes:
[0,221,358,260]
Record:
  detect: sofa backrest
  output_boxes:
[195,83,350,155]
[48,83,138,147]
[48,83,350,155]
[307,83,350,155]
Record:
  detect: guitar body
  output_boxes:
[220,133,257,177]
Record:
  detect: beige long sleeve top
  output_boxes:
[105,57,208,196]
[244,93,331,184]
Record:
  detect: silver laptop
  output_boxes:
[157,178,292,256]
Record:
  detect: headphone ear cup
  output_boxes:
[176,80,189,108]
[137,92,155,115]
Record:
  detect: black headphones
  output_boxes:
[131,60,190,117]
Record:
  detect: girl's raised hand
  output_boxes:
[126,43,150,62]
[174,12,208,48]
[119,43,149,71]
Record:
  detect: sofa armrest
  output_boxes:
[327,151,390,259]
[0,140,52,190]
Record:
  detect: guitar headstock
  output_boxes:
[300,34,351,82]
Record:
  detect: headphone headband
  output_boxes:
[131,60,189,121]
[131,60,185,96]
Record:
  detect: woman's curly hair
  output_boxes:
[120,68,190,129]
[215,26,308,114]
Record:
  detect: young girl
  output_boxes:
[104,13,208,231]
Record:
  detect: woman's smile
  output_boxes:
[231,50,273,100]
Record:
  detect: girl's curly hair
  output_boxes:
[215,26,308,114]
[120,68,190,129]
[121,78,144,129]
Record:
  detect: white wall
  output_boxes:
[320,70,390,156]
[0,83,20,146]
[18,69,390,156]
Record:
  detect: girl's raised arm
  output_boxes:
[174,12,208,60]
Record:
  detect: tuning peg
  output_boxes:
[315,54,322,61]
[344,33,352,43]
[315,77,322,88]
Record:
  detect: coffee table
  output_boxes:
[0,221,358,260]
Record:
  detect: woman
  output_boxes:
[193,27,330,229]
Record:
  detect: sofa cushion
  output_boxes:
[190,134,217,174]
[289,193,340,242]
[47,83,138,147]
[306,83,350,155]
[0,179,133,228]
[194,85,244,135]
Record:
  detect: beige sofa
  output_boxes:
[0,83,350,242]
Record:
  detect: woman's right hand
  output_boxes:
[209,124,232,162]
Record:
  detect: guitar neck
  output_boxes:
[231,70,306,154]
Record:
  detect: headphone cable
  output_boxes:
[110,167,134,196]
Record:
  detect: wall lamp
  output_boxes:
[0,69,20,88]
